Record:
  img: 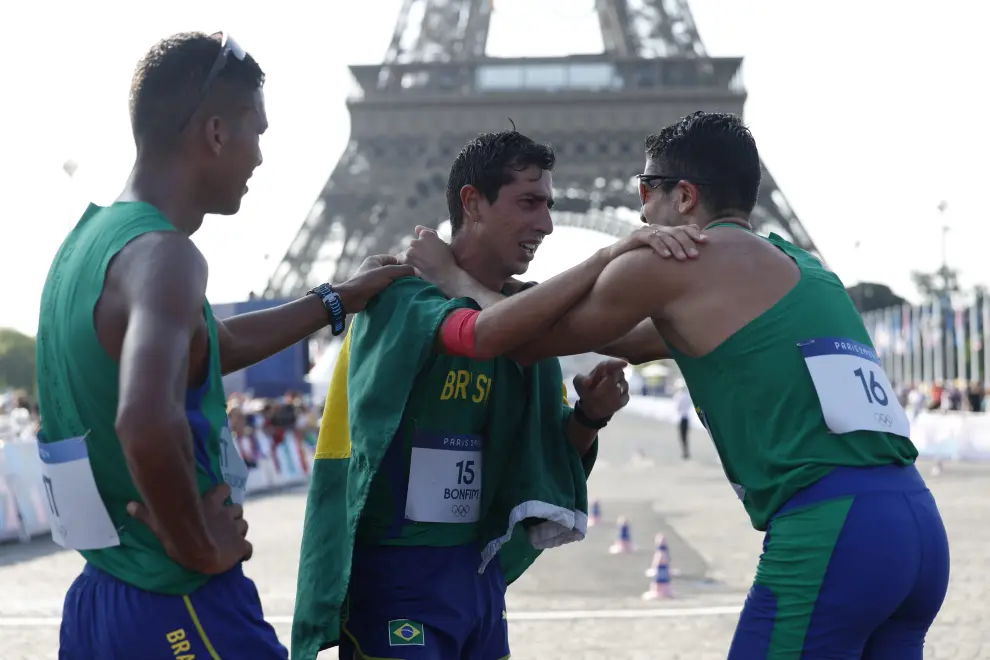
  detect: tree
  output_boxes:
[911,265,962,303]
[0,328,37,395]
[846,282,907,313]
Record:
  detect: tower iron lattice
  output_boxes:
[266,0,817,296]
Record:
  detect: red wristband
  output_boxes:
[441,308,480,357]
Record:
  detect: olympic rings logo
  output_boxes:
[874,413,893,427]
[451,504,471,518]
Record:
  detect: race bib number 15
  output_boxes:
[799,338,911,439]
[406,432,483,524]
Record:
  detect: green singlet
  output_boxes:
[667,227,917,530]
[36,202,237,595]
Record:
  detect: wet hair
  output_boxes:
[128,32,265,147]
[644,111,761,215]
[446,131,556,233]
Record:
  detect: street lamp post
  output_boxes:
[938,200,949,279]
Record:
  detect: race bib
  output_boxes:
[405,433,482,524]
[799,338,911,438]
[218,425,249,505]
[37,435,120,550]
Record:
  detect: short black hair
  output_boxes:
[129,32,265,147]
[446,131,556,233]
[645,112,760,215]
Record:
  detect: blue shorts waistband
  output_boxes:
[81,562,243,590]
[775,463,926,519]
[353,541,480,557]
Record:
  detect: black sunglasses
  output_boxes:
[178,31,248,131]
[636,174,713,190]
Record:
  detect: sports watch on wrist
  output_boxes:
[573,400,612,430]
[307,283,346,336]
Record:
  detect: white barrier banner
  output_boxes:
[1,431,314,543]
[618,395,990,462]
[0,448,26,542]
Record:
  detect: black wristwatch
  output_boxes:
[573,400,612,430]
[308,283,346,336]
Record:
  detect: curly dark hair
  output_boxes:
[446,131,556,233]
[128,32,265,147]
[645,111,761,215]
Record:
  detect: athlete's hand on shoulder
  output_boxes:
[127,482,253,574]
[398,225,462,295]
[336,255,416,314]
[573,358,631,420]
[608,225,708,262]
[502,278,530,295]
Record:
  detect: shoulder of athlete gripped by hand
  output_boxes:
[378,275,451,305]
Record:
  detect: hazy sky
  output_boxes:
[1,0,986,336]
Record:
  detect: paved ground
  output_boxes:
[1,412,988,659]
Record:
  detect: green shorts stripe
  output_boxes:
[753,496,854,657]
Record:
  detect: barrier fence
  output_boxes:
[3,395,987,546]
[863,295,990,388]
[624,395,990,461]
[0,431,316,545]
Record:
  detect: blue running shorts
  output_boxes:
[729,463,950,659]
[340,542,510,660]
[59,562,287,659]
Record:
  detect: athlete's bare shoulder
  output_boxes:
[654,228,800,356]
[97,231,209,361]
[694,227,796,277]
[112,231,208,287]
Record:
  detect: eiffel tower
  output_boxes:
[266,0,818,297]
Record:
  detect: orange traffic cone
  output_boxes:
[608,516,634,554]
[642,534,673,600]
[589,500,601,527]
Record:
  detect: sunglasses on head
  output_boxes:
[635,174,713,190]
[178,31,248,131]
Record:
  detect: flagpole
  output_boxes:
[866,310,877,351]
[896,307,904,388]
[983,296,990,391]
[933,298,944,384]
[955,304,966,385]
[969,294,981,384]
[945,301,956,382]
[906,303,916,385]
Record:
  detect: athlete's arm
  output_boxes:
[430,270,670,363]
[114,234,223,573]
[419,228,702,359]
[565,414,598,456]
[215,296,329,375]
[597,319,671,365]
[437,247,612,359]
[216,256,414,375]
[433,273,670,363]
[566,359,630,455]
[509,247,688,365]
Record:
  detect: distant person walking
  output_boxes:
[673,382,693,460]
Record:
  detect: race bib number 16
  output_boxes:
[799,338,911,439]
